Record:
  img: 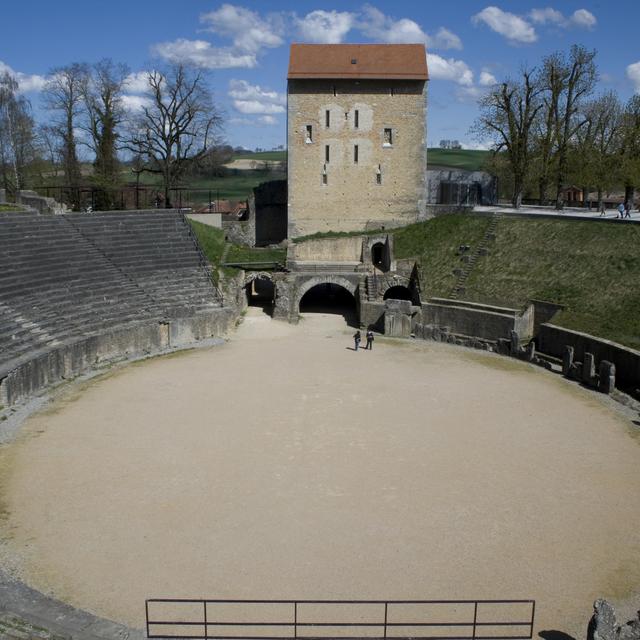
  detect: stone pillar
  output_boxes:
[509,331,520,357]
[598,361,616,394]
[524,340,535,362]
[562,346,574,377]
[582,352,596,384]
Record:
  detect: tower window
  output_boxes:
[376,164,382,185]
[305,125,313,143]
[325,110,330,128]
[383,128,393,146]
[354,110,359,128]
[354,145,359,164]
[325,145,330,163]
[322,164,328,185]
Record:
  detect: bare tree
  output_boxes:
[619,95,640,207]
[124,64,223,207]
[550,46,597,209]
[82,59,129,210]
[43,63,89,207]
[472,69,543,208]
[0,72,37,199]
[569,92,622,209]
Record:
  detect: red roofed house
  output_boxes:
[287,43,429,237]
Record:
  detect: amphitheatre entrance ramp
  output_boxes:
[145,598,536,640]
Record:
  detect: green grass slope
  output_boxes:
[394,214,640,349]
[426,148,490,171]
[464,217,640,349]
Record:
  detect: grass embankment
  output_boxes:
[0,204,24,212]
[392,214,640,350]
[465,217,640,349]
[394,215,490,297]
[188,219,286,272]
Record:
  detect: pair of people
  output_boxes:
[353,330,374,351]
[617,202,632,218]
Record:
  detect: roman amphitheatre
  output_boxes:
[0,43,639,640]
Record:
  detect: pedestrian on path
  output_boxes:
[353,330,361,351]
[599,203,606,216]
[617,203,625,219]
[365,330,374,350]
[624,201,631,218]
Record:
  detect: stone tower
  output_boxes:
[287,43,429,238]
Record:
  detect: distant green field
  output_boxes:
[232,151,287,161]
[231,149,490,171]
[427,148,490,171]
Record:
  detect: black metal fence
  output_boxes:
[30,185,237,212]
[145,598,535,640]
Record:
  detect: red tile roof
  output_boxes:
[288,44,428,80]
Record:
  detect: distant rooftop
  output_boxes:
[287,44,428,80]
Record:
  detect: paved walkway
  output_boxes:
[475,204,640,222]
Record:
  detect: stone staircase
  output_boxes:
[450,213,501,300]
[365,273,378,300]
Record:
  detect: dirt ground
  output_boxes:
[1,309,639,637]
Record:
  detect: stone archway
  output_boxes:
[295,276,359,327]
[244,272,276,314]
[383,284,412,301]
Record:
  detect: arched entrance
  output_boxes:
[383,285,412,301]
[371,242,385,268]
[245,274,276,315]
[299,283,358,326]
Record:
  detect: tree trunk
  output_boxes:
[597,188,603,212]
[624,185,635,208]
[582,186,589,208]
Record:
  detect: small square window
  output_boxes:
[383,128,393,146]
[354,145,359,164]
[325,145,330,163]
[305,125,313,143]
[354,110,359,128]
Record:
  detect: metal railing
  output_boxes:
[145,598,535,640]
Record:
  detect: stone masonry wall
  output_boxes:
[288,79,427,237]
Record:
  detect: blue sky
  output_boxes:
[2,1,639,151]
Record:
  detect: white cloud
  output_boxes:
[258,115,277,125]
[455,86,483,103]
[627,62,640,93]
[296,10,355,44]
[529,7,564,25]
[359,6,462,51]
[479,70,498,86]
[233,100,285,115]
[428,27,462,50]
[428,53,474,86]
[124,71,151,94]
[228,79,286,116]
[472,6,537,44]
[360,5,428,44]
[121,94,152,112]
[529,7,597,29]
[569,9,596,28]
[0,61,46,93]
[200,4,284,55]
[152,39,256,69]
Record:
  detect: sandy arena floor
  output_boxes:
[0,309,639,638]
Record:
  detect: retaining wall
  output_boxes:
[421,298,525,342]
[0,309,236,407]
[538,323,640,391]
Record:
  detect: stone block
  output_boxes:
[582,352,596,385]
[599,361,616,394]
[509,330,520,357]
[562,346,574,376]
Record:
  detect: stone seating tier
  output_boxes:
[0,211,221,376]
